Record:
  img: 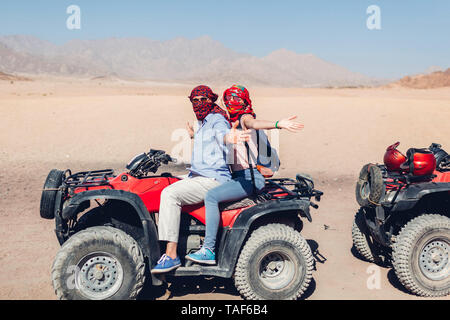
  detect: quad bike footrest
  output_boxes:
[172,265,229,278]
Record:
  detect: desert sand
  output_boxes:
[0,77,449,300]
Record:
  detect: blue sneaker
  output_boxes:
[185,247,216,265]
[151,254,181,274]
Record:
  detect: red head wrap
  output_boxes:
[189,85,229,122]
[223,85,255,123]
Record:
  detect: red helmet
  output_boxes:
[383,142,407,172]
[400,148,437,176]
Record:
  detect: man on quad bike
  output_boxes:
[185,85,304,266]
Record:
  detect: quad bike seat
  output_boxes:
[219,194,263,211]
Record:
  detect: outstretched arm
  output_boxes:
[242,114,304,132]
[211,117,251,145]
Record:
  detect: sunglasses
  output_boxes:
[225,95,244,102]
[191,97,208,103]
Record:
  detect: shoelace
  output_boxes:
[157,254,171,266]
[199,247,213,257]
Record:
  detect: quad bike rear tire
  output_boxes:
[355,164,384,207]
[234,223,314,300]
[392,214,450,297]
[352,208,379,263]
[52,226,146,300]
[40,169,65,219]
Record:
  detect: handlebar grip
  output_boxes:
[310,202,319,209]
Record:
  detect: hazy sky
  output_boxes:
[1,0,449,79]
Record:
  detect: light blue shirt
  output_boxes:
[189,113,232,183]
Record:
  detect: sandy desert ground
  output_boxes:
[0,77,449,300]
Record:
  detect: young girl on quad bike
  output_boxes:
[185,85,304,265]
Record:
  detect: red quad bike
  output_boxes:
[40,149,323,300]
[353,142,450,297]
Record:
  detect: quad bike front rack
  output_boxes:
[63,169,115,190]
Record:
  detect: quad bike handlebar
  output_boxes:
[429,143,450,171]
[61,149,176,189]
[127,149,176,178]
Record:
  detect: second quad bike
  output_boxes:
[40,149,323,300]
[353,142,450,297]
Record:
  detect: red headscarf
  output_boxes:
[189,85,229,122]
[223,85,255,123]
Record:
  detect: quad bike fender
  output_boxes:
[218,199,311,277]
[60,189,162,285]
[390,182,450,211]
[231,198,312,228]
[62,189,149,220]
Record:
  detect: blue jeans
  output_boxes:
[203,168,265,250]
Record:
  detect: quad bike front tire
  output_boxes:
[392,214,450,297]
[40,169,65,219]
[52,226,146,300]
[352,208,380,263]
[234,223,314,300]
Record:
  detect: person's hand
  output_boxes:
[277,116,304,132]
[186,121,194,138]
[225,121,251,144]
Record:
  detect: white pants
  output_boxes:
[157,176,220,243]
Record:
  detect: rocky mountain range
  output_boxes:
[0,34,379,87]
[393,68,450,89]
